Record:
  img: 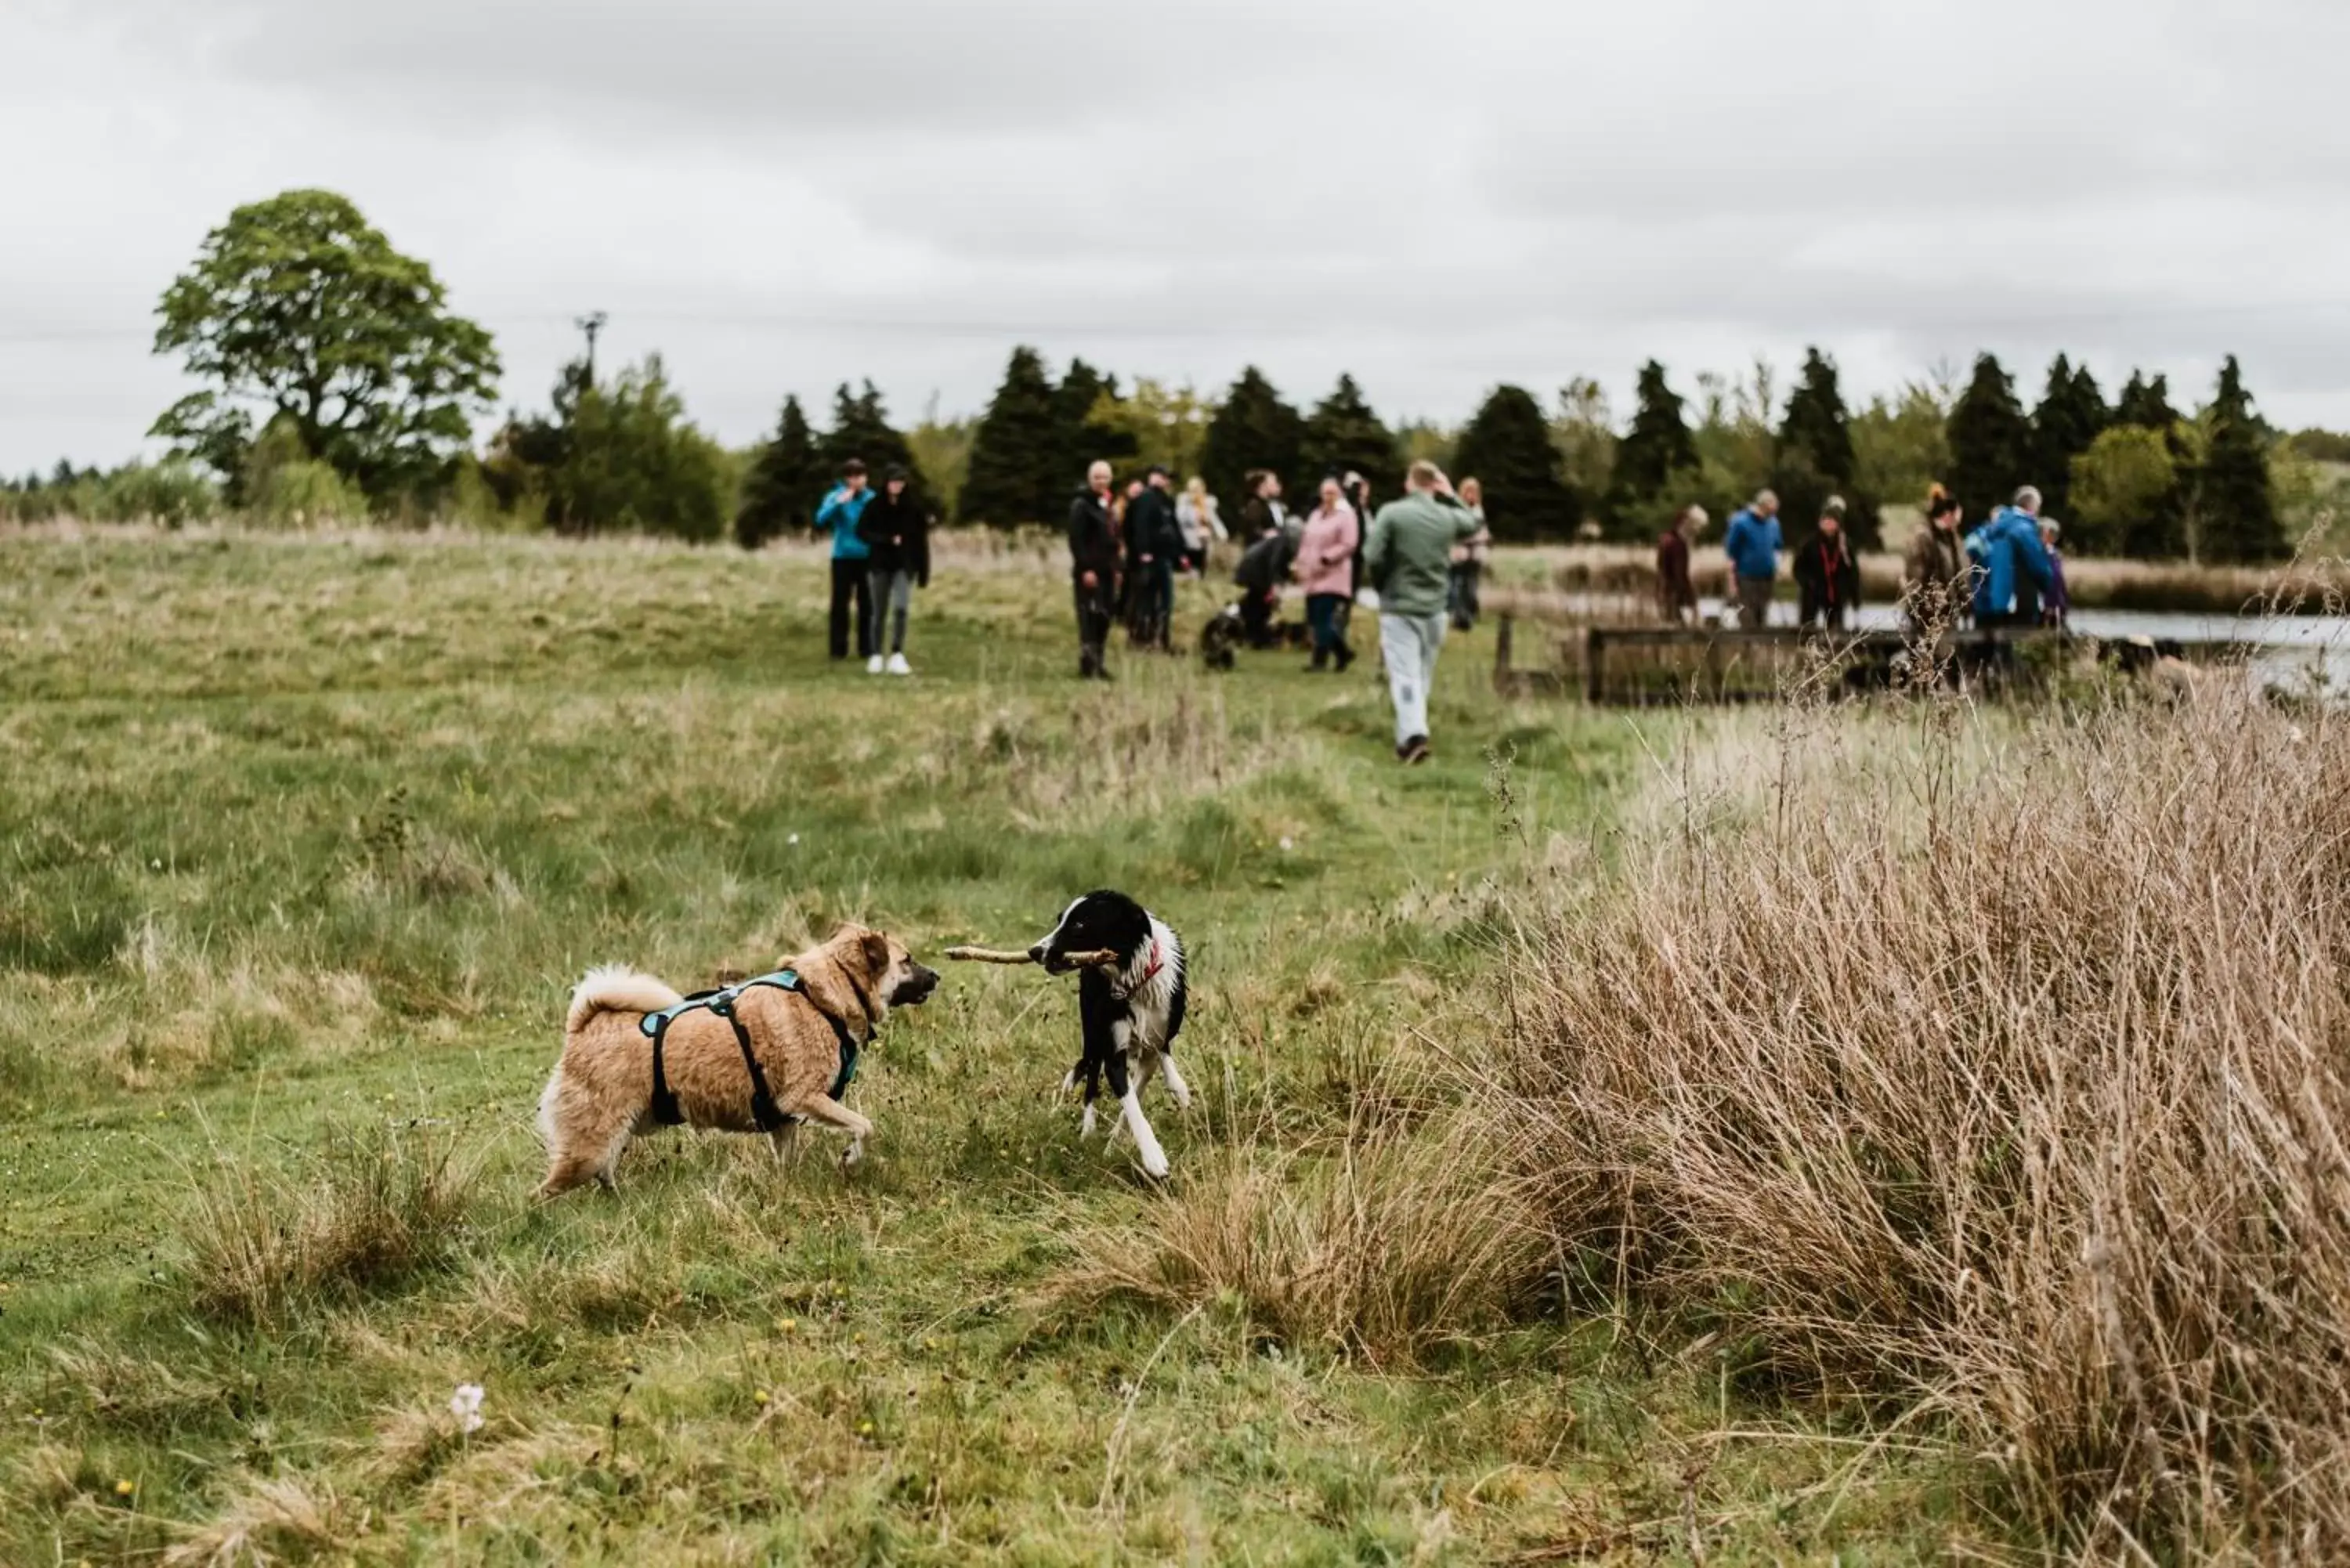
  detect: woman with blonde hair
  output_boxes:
[1176,475,1224,574]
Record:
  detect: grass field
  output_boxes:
[2,527,1995,1564]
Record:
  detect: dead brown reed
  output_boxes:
[1495,680,2350,1559]
[1049,1110,1546,1367]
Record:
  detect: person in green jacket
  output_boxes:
[1364,461,1484,764]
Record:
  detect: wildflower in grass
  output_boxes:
[449,1382,485,1435]
[114,1479,136,1497]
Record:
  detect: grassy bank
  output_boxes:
[2,527,1994,1563]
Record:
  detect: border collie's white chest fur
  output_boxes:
[1111,916,1183,1050]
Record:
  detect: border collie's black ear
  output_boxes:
[860,930,891,979]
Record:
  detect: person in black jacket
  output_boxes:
[1231,511,1293,649]
[855,465,930,676]
[1123,465,1185,651]
[1792,496,1862,630]
[1068,461,1120,680]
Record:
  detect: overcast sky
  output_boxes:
[5,0,2347,475]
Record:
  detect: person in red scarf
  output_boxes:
[1793,496,1861,631]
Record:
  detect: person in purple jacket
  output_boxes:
[2039,517,2070,628]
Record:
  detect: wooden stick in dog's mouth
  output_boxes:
[945,945,1119,970]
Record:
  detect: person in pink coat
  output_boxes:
[1296,475,1361,672]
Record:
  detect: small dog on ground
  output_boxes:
[537,923,938,1197]
[1028,890,1190,1179]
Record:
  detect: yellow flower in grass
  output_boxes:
[114,1479,136,1498]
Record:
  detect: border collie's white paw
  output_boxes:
[1079,1103,1097,1139]
[1140,1147,1170,1180]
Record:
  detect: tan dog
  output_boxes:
[536,924,939,1196]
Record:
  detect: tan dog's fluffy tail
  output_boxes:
[566,965,684,1035]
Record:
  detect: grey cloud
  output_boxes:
[9,0,2350,472]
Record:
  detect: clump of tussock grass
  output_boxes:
[347,786,502,901]
[1497,677,2350,1557]
[181,1121,479,1328]
[1050,1111,1545,1367]
[159,1473,355,1567]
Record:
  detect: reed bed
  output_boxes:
[1495,679,2350,1559]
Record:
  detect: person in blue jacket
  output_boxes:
[1721,489,1782,627]
[815,459,877,665]
[1969,486,2056,630]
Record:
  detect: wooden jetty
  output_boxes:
[1487,596,2236,706]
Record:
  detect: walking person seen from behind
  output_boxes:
[1296,475,1360,672]
[1366,461,1482,766]
[1722,489,1782,628]
[1068,461,1120,680]
[855,464,928,676]
[816,459,877,665]
[1447,476,1491,631]
[1792,496,1860,630]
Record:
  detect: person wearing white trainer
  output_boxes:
[855,464,930,677]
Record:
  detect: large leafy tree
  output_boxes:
[1297,374,1401,496]
[735,394,820,548]
[2029,354,2107,525]
[2068,425,2175,555]
[1199,367,1305,508]
[1773,347,1873,544]
[2199,356,2283,563]
[960,346,1064,526]
[1086,380,1215,482]
[1455,385,1580,542]
[1604,359,1698,537]
[489,356,730,540]
[1945,353,2033,522]
[150,189,499,501]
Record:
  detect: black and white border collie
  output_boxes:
[1028,890,1190,1179]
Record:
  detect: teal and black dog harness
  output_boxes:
[638,970,867,1133]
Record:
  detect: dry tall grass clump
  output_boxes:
[1499,683,2350,1559]
[1051,1112,1545,1367]
[182,1121,479,1327]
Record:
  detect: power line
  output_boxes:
[9,297,2350,350]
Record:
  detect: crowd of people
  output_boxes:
[807,453,1495,764]
[803,454,2077,769]
[1061,458,1489,763]
[1658,482,2072,633]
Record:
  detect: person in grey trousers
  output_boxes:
[854,465,929,675]
[1364,461,1484,765]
